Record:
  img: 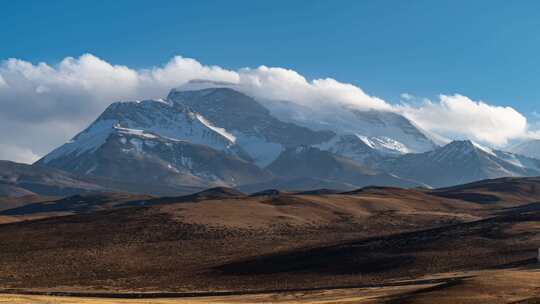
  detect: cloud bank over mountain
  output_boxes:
[0,54,535,162]
[397,94,529,146]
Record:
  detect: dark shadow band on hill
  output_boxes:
[216,249,416,276]
[430,192,502,204]
[214,211,540,277]
[496,202,540,216]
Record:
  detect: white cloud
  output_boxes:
[0,143,40,164]
[398,94,528,146]
[237,66,391,111]
[140,56,239,94]
[0,53,536,163]
[0,54,393,163]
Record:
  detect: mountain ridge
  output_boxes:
[32,86,540,192]
[380,140,540,188]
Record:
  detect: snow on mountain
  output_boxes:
[380,140,540,188]
[37,94,284,189]
[176,80,437,155]
[167,87,334,166]
[493,149,540,171]
[37,87,338,190]
[40,98,250,165]
[262,99,437,156]
[314,134,385,165]
[349,109,438,152]
[43,84,538,192]
[357,136,411,154]
[37,123,273,189]
[507,139,540,160]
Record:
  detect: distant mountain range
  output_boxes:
[0,80,534,197]
[378,140,540,188]
[508,139,540,160]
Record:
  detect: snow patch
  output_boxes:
[40,119,116,164]
[471,141,496,156]
[357,135,410,155]
[195,114,237,143]
[115,126,158,139]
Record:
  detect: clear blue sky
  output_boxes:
[1,0,539,116]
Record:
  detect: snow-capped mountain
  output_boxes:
[380,140,540,188]
[42,125,272,187]
[263,99,438,156]
[37,94,278,189]
[42,86,334,170]
[37,85,428,192]
[167,88,334,166]
[35,84,540,193]
[507,139,540,160]
[177,80,438,156]
[37,87,338,190]
[40,98,249,164]
[314,134,385,165]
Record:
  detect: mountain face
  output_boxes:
[315,134,386,165]
[35,85,540,193]
[263,99,438,155]
[0,183,36,198]
[0,160,105,196]
[380,140,540,188]
[178,80,438,156]
[35,88,338,192]
[37,111,273,189]
[266,146,423,189]
[40,98,248,163]
[348,109,439,153]
[507,139,540,160]
[167,88,335,165]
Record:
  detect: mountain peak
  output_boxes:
[167,87,270,117]
[172,79,239,92]
[441,140,494,156]
[508,139,540,159]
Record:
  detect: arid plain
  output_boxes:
[0,177,539,303]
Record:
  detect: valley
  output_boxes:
[1,86,540,303]
[0,177,538,303]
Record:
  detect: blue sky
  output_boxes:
[1,0,539,114]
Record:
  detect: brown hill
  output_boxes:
[1,177,539,293]
[430,176,540,205]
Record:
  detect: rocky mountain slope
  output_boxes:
[264,99,439,155]
[267,146,422,188]
[507,138,540,159]
[32,85,540,192]
[36,95,276,189]
[380,140,540,188]
[0,160,105,197]
[35,87,426,191]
